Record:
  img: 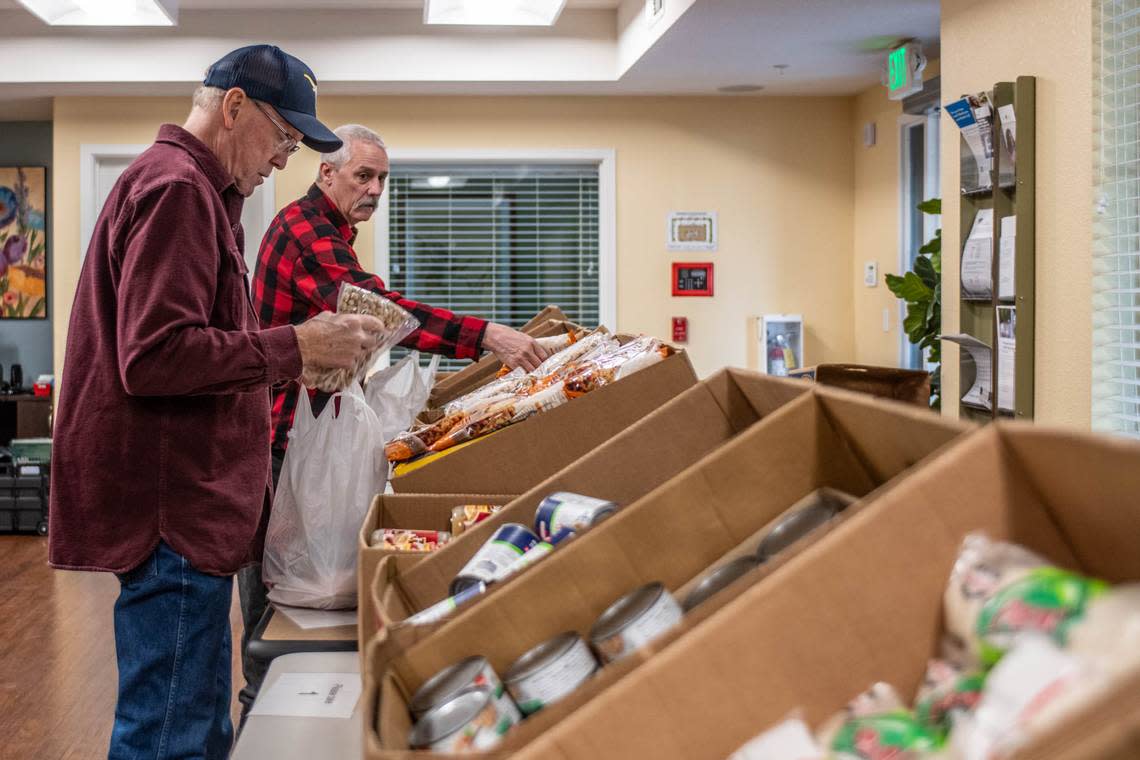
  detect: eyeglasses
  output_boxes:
[252,100,301,155]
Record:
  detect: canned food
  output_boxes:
[450,524,539,596]
[410,655,521,722]
[681,555,761,613]
[589,582,682,664]
[408,685,517,753]
[493,527,576,583]
[370,528,451,551]
[407,582,487,627]
[755,498,840,562]
[451,504,503,536]
[534,492,618,540]
[505,631,599,715]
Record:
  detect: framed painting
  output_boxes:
[0,166,47,319]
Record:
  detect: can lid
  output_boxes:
[408,686,492,748]
[756,499,839,562]
[409,655,489,718]
[682,556,761,612]
[589,582,668,642]
[505,631,582,683]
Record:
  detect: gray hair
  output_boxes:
[319,124,387,174]
[191,85,225,111]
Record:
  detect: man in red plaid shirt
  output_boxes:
[240,123,545,717]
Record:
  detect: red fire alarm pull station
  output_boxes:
[672,317,688,343]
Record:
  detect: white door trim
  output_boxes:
[79,143,150,260]
[377,148,618,331]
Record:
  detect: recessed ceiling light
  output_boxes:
[17,0,178,25]
[718,84,765,94]
[424,0,567,26]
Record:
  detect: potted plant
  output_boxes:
[886,198,941,409]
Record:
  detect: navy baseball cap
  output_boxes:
[204,44,342,153]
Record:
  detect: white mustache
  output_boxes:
[355,198,380,209]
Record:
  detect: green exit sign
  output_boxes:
[887,42,924,100]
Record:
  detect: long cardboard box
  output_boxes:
[389,346,697,494]
[371,368,810,637]
[518,424,1140,760]
[356,493,518,658]
[426,306,568,409]
[363,388,968,756]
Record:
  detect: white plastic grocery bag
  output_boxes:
[365,351,441,444]
[263,380,387,609]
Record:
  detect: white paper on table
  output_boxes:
[942,333,993,410]
[961,208,994,299]
[276,605,357,630]
[249,672,362,719]
[999,215,1016,301]
[997,306,1016,412]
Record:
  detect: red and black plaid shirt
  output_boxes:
[254,184,488,450]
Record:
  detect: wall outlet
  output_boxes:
[883,308,891,332]
[863,261,878,287]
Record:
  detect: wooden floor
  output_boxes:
[0,535,247,759]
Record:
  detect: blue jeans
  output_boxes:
[109,541,234,760]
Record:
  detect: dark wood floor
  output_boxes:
[0,535,246,759]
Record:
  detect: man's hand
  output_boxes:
[482,322,548,372]
[294,311,385,374]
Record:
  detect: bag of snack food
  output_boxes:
[943,534,1109,666]
[306,283,421,392]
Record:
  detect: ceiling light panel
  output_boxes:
[17,0,178,26]
[424,0,567,26]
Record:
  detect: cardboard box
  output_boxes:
[371,368,810,637]
[426,306,568,409]
[790,362,932,407]
[356,493,518,656]
[389,346,697,494]
[518,424,1140,760]
[363,387,968,756]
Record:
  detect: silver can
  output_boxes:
[504,632,599,715]
[409,655,521,723]
[755,498,840,562]
[589,582,682,664]
[681,555,761,613]
[533,492,619,540]
[408,685,518,753]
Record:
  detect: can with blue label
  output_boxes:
[407,582,487,627]
[534,492,619,540]
[450,523,539,596]
[493,527,576,583]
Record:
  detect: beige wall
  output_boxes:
[941,0,1093,427]
[851,60,941,368]
[52,95,855,382]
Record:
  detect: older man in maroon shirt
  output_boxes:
[48,46,379,760]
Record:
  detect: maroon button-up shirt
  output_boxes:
[49,124,303,576]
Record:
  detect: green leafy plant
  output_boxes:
[886,198,941,409]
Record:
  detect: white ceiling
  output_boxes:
[0,0,939,119]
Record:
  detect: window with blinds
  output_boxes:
[386,164,600,371]
[1094,1,1140,437]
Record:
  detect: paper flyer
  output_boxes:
[998,103,1017,175]
[946,94,994,190]
[999,215,1016,301]
[997,306,1016,412]
[942,333,993,410]
[961,208,994,299]
[249,672,362,719]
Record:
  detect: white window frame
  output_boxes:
[896,110,941,368]
[376,149,617,331]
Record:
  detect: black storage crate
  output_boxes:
[0,458,49,535]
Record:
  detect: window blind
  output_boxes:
[1094,1,1140,437]
[387,164,600,371]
